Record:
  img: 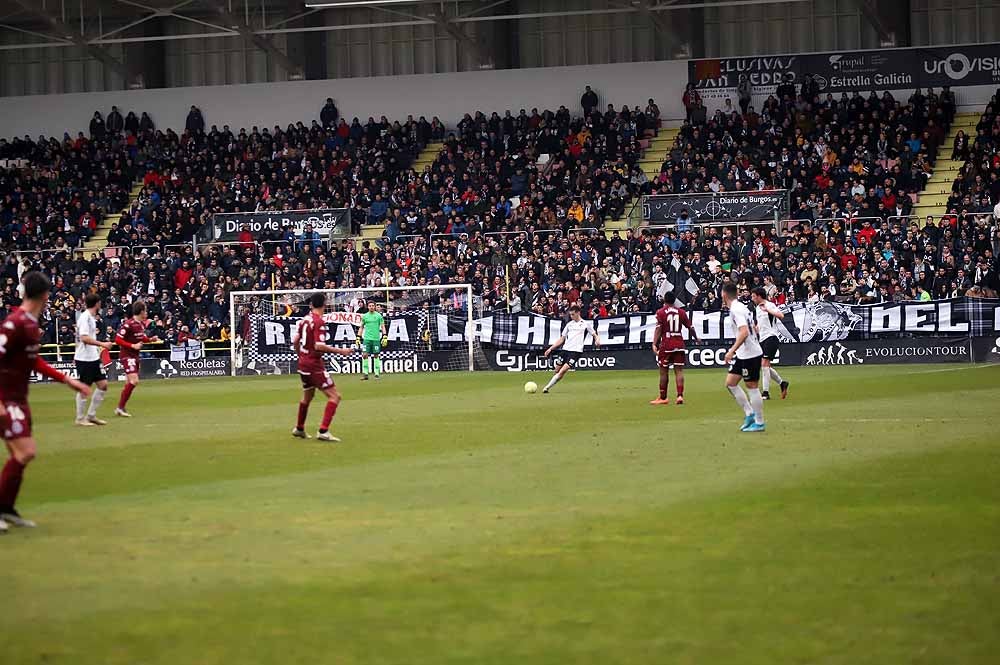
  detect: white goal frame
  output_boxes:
[229,284,476,376]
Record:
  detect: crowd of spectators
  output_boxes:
[2,83,999,351]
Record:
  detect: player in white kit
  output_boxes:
[721,284,766,432]
[751,287,790,400]
[541,305,601,393]
[74,293,115,426]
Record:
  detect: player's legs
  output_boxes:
[543,362,570,393]
[0,437,37,527]
[742,357,765,430]
[372,350,381,378]
[294,386,315,437]
[726,369,754,429]
[761,357,771,397]
[88,378,109,424]
[317,385,341,441]
[361,351,370,379]
[75,381,92,424]
[651,364,670,404]
[116,367,139,417]
[673,365,685,404]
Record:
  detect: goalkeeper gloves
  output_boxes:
[381,336,389,348]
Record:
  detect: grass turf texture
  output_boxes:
[3,365,999,664]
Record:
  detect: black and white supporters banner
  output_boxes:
[642,191,788,223]
[471,298,1000,348]
[197,208,350,243]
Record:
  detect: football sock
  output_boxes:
[88,388,106,418]
[769,367,783,383]
[362,357,370,375]
[374,357,381,376]
[659,373,668,400]
[296,402,310,430]
[727,385,753,416]
[747,388,765,424]
[675,373,684,398]
[319,401,338,432]
[544,373,562,391]
[75,392,87,421]
[762,368,771,392]
[0,457,25,511]
[118,383,135,410]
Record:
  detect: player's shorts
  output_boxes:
[75,359,107,385]
[1,401,32,441]
[728,355,763,383]
[657,349,686,368]
[299,369,335,391]
[555,350,582,367]
[121,356,139,375]
[362,339,381,355]
[760,336,780,361]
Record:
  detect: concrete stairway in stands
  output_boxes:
[79,180,143,254]
[609,125,681,235]
[911,111,981,220]
[410,141,443,174]
[353,140,444,243]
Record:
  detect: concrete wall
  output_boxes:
[0,59,688,139]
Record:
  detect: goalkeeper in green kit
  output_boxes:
[359,301,387,380]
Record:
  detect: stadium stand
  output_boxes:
[2,87,999,346]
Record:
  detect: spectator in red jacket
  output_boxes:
[855,220,877,246]
[174,260,193,290]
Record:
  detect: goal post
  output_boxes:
[228,284,480,377]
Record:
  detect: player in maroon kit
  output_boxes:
[0,272,90,533]
[650,291,698,405]
[292,293,354,442]
[114,300,160,418]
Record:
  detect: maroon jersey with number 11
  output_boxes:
[655,305,692,352]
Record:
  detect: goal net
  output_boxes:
[229,285,485,377]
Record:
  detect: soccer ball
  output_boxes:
[524,381,538,394]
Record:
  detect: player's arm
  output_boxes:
[652,322,663,354]
[34,357,91,396]
[316,342,354,356]
[587,324,601,349]
[81,331,114,350]
[543,335,565,357]
[725,323,749,364]
[681,310,698,342]
[765,302,785,320]
[115,332,142,351]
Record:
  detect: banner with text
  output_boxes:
[688,43,1000,113]
[198,208,350,243]
[642,191,788,223]
[452,298,1000,348]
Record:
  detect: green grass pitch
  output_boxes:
[3,364,999,664]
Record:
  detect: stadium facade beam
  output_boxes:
[0,0,811,52]
[859,0,910,47]
[9,0,142,86]
[428,8,494,70]
[204,0,305,79]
